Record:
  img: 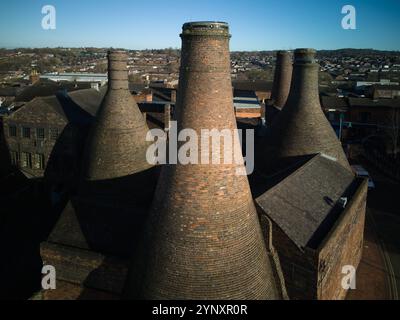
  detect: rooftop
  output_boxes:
[348,97,400,108]
[232,80,272,92]
[15,80,91,103]
[256,153,356,250]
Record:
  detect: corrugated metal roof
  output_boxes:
[233,96,261,109]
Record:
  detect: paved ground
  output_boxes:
[346,210,392,299]
[348,158,400,300]
[365,161,400,299]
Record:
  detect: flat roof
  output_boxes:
[233,97,260,109]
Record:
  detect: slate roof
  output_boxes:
[15,80,91,103]
[372,84,400,91]
[10,88,105,125]
[348,97,400,109]
[232,80,273,92]
[11,85,167,131]
[320,96,348,111]
[68,87,107,116]
[256,153,355,250]
[0,86,20,97]
[128,83,148,94]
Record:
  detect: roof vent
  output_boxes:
[338,197,348,208]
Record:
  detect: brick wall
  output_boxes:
[3,103,67,178]
[40,242,128,300]
[270,222,319,300]
[317,178,368,300]
[258,178,368,300]
[0,118,12,176]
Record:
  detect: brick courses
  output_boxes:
[123,22,282,300]
[271,51,292,109]
[81,50,153,181]
[263,48,352,172]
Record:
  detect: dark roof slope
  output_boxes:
[232,80,272,92]
[233,89,258,98]
[0,86,20,97]
[68,87,107,116]
[348,97,400,109]
[320,96,348,110]
[8,96,67,122]
[9,86,168,131]
[129,83,148,93]
[372,85,400,91]
[15,80,90,103]
[9,88,105,125]
[256,153,355,250]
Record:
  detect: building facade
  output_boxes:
[256,154,367,300]
[2,97,67,178]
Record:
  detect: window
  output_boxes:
[33,154,45,170]
[10,151,19,166]
[20,152,33,169]
[22,127,31,139]
[9,126,17,137]
[36,128,45,140]
[20,152,29,168]
[50,128,59,140]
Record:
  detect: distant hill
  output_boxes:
[316,48,400,57]
[1,47,399,55]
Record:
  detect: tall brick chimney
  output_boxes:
[265,48,351,171]
[81,50,153,181]
[271,51,292,109]
[123,22,282,300]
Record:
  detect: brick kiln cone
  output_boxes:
[271,50,293,109]
[266,48,351,171]
[82,50,153,181]
[123,22,282,300]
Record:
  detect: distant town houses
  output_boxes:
[1,47,400,178]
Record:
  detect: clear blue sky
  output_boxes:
[0,0,399,51]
